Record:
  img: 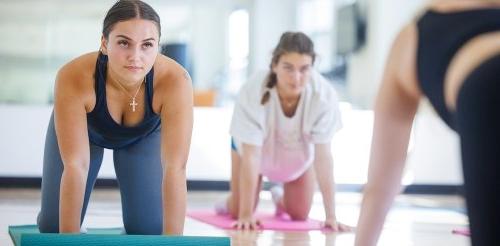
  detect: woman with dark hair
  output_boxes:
[37,0,192,235]
[217,31,351,231]
[355,1,500,245]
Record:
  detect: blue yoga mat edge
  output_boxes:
[9,225,230,246]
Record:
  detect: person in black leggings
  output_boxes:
[354,1,500,245]
[37,0,193,235]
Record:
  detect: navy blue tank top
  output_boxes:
[417,8,500,129]
[87,53,161,149]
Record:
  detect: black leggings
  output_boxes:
[456,54,500,246]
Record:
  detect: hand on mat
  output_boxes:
[232,216,261,230]
[322,218,354,232]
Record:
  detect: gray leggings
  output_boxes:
[37,113,163,234]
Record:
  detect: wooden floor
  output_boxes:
[0,188,470,245]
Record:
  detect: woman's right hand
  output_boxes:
[232,216,261,230]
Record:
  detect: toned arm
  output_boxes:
[159,68,193,235]
[54,57,95,233]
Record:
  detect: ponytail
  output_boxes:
[260,72,277,105]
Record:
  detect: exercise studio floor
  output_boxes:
[0,188,469,246]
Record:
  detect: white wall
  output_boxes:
[190,1,230,89]
[0,105,52,177]
[406,102,463,185]
[249,0,298,72]
[347,0,426,108]
[0,105,232,180]
[0,103,463,185]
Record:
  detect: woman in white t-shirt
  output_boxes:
[219,32,352,231]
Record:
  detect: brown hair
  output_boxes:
[102,0,161,39]
[260,31,316,105]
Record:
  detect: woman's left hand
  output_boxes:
[322,217,354,232]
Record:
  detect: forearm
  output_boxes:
[238,157,259,219]
[318,176,335,219]
[162,166,187,235]
[59,166,87,233]
[314,153,336,219]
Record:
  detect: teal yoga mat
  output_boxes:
[9,225,230,246]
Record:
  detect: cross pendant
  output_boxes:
[130,98,138,112]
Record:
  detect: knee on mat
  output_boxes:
[37,215,59,233]
[229,208,239,220]
[288,212,309,221]
[124,219,162,235]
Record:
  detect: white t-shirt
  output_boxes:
[230,70,343,182]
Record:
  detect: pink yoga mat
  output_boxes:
[187,210,328,231]
[452,228,470,237]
